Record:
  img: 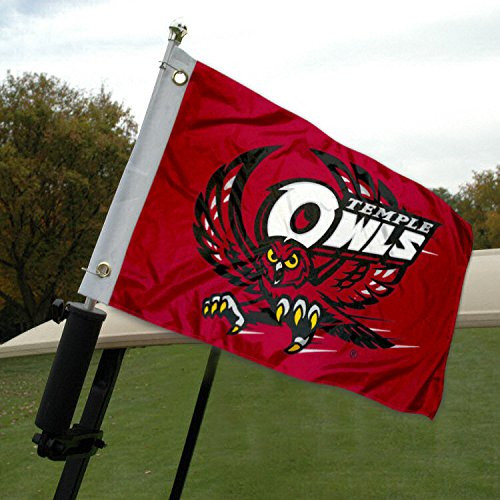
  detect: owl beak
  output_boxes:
[274,262,284,284]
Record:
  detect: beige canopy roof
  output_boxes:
[454,248,499,328]
[1,249,498,359]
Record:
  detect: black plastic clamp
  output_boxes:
[32,424,106,461]
[50,299,69,324]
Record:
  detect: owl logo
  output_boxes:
[194,146,438,354]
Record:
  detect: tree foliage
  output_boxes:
[431,187,459,208]
[432,166,499,250]
[0,72,136,340]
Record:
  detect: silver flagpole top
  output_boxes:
[169,21,188,45]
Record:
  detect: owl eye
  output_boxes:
[285,253,299,269]
[267,248,278,263]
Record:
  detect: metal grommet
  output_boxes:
[96,262,111,278]
[172,70,188,86]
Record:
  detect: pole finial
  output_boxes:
[169,21,188,45]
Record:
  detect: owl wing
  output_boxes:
[313,255,405,310]
[194,147,279,289]
[310,149,407,311]
[322,316,395,349]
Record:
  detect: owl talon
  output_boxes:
[292,299,307,326]
[284,335,311,354]
[202,293,245,335]
[294,307,302,325]
[285,342,304,354]
[282,299,322,354]
[275,298,290,324]
[307,305,321,332]
[276,304,284,322]
[309,312,318,330]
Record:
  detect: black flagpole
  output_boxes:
[32,298,127,499]
[169,346,221,500]
[33,21,216,500]
[51,347,126,499]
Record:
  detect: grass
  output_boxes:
[0,328,499,499]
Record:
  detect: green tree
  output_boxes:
[431,187,459,211]
[432,167,499,250]
[0,72,136,341]
[455,167,499,249]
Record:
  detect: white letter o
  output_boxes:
[266,181,339,248]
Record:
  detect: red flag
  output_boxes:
[80,46,472,418]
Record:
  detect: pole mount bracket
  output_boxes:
[50,299,69,324]
[32,424,106,461]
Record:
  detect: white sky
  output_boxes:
[1,0,499,191]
